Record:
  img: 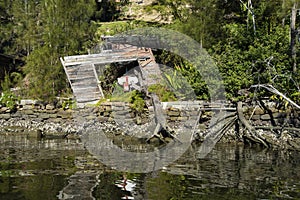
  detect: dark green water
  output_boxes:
[0,134,300,200]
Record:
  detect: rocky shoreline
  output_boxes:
[0,99,300,150]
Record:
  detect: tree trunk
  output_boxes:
[237,102,268,147]
[291,2,298,73]
[248,0,256,34]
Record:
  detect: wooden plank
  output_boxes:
[63,52,141,62]
[62,52,151,66]
[76,98,100,103]
[76,95,100,99]
[68,71,94,76]
[66,71,94,78]
[70,77,97,82]
[75,95,101,100]
[69,75,96,80]
[72,86,99,90]
[92,63,105,98]
[73,87,99,91]
[72,84,99,89]
[71,80,99,86]
[62,50,146,61]
[63,57,140,66]
[66,67,94,73]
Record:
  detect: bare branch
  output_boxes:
[251,84,300,110]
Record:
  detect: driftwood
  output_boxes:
[208,112,237,129]
[237,102,269,147]
[194,107,237,143]
[208,114,237,142]
[146,94,167,143]
[197,111,237,158]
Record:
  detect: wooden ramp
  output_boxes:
[60,61,103,107]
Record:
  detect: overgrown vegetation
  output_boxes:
[0,0,299,104]
[96,87,146,114]
[148,84,176,102]
[155,0,300,103]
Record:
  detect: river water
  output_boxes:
[0,134,299,200]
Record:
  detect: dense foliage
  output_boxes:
[159,0,300,102]
[0,0,299,103]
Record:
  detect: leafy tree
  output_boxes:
[212,22,295,100]
[11,0,42,56]
[23,0,96,101]
[0,0,14,54]
[155,0,300,101]
[156,0,225,48]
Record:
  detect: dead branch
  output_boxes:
[251,84,300,110]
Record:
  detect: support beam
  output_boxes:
[92,64,105,98]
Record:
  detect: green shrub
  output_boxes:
[0,92,19,110]
[130,90,146,113]
[62,99,76,110]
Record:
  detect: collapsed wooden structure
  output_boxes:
[60,36,161,107]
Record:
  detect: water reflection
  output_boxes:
[0,135,86,200]
[115,174,136,200]
[92,144,300,200]
[0,134,300,199]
